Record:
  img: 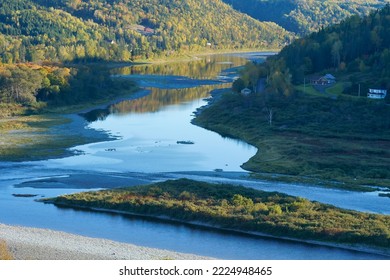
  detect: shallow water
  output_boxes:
[47,96,256,173]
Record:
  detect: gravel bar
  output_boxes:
[0,224,211,260]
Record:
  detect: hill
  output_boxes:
[194,5,390,188]
[273,3,390,91]
[2,0,388,63]
[0,0,291,64]
[222,0,388,35]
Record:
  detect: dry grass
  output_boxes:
[0,240,13,260]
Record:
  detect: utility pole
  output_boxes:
[358,83,361,97]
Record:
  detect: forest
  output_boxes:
[2,1,386,65]
[288,4,390,97]
[223,0,388,35]
[0,62,137,116]
[43,178,390,251]
[234,4,390,99]
[0,0,291,64]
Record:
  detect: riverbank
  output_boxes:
[0,87,153,162]
[0,113,110,162]
[0,223,210,260]
[192,88,390,192]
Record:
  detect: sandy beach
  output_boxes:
[0,224,210,260]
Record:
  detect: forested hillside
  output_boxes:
[0,0,291,64]
[269,4,390,92]
[223,0,388,35]
[231,4,390,98]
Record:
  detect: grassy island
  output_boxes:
[43,179,390,254]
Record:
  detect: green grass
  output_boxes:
[193,90,390,191]
[325,82,350,95]
[295,84,322,96]
[42,179,390,252]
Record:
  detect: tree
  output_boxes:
[0,65,44,104]
[331,40,343,68]
[232,194,254,212]
[241,62,260,93]
[262,106,274,126]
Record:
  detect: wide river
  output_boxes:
[0,53,389,259]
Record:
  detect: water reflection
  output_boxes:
[111,53,260,79]
[82,53,268,123]
[82,84,227,122]
[111,85,224,114]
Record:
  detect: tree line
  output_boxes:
[0,63,137,116]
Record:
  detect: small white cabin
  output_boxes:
[367,88,387,99]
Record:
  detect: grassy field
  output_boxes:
[42,179,390,252]
[193,88,390,191]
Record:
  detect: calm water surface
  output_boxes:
[0,53,389,259]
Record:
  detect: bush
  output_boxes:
[365,168,390,179]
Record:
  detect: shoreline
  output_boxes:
[42,200,390,259]
[0,223,211,260]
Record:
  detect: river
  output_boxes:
[0,53,389,260]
